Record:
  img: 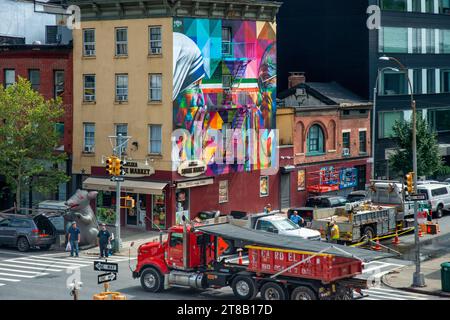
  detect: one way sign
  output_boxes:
[94,261,119,273]
[98,272,117,284]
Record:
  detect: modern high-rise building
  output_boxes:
[69,0,281,230]
[277,0,450,179]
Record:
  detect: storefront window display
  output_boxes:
[152,192,166,229]
[96,191,116,224]
[175,189,189,225]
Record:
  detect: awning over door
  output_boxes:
[82,177,167,195]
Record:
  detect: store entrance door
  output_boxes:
[280,174,291,209]
[355,165,366,190]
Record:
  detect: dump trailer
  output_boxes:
[132,221,394,300]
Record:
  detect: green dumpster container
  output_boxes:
[441,262,450,292]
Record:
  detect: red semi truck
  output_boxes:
[132,221,393,300]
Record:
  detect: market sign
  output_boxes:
[177,160,207,178]
[122,161,155,177]
[177,178,214,189]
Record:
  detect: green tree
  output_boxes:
[0,77,69,207]
[388,115,449,178]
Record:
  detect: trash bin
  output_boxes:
[441,262,450,293]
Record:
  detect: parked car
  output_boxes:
[417,183,450,218]
[346,190,368,203]
[305,196,349,208]
[0,213,57,252]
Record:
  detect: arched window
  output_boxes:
[307,124,325,154]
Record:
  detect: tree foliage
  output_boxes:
[388,115,448,178]
[0,77,69,207]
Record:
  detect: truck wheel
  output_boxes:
[362,226,375,240]
[290,286,317,300]
[17,237,30,252]
[260,282,287,300]
[231,276,257,300]
[435,205,444,219]
[140,268,164,293]
[223,239,236,255]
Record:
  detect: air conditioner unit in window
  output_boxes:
[342,148,350,157]
[84,95,95,101]
[84,145,94,153]
[85,49,95,56]
[150,47,162,54]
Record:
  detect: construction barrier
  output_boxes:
[93,292,127,300]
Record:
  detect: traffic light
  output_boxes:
[105,157,115,176]
[113,158,124,176]
[124,196,135,208]
[405,172,414,194]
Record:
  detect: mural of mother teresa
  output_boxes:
[172,22,277,175]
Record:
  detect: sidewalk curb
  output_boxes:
[382,275,450,298]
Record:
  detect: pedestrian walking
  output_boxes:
[97,223,111,258]
[67,222,81,257]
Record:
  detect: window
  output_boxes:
[342,131,350,150]
[83,29,95,56]
[413,69,423,94]
[427,69,436,93]
[222,74,232,89]
[379,111,403,138]
[428,108,450,132]
[412,0,422,11]
[412,28,422,53]
[83,74,96,101]
[379,27,408,53]
[440,30,450,53]
[55,122,64,140]
[425,0,435,12]
[222,27,232,55]
[115,74,128,101]
[426,29,436,53]
[149,26,162,54]
[83,123,95,153]
[149,124,162,154]
[54,70,64,98]
[307,124,324,154]
[256,220,275,232]
[440,0,450,13]
[381,0,407,11]
[149,74,162,101]
[381,70,407,95]
[441,69,450,93]
[431,187,448,196]
[359,131,367,153]
[115,28,128,56]
[28,69,40,91]
[115,124,128,153]
[4,69,15,87]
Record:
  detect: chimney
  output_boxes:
[288,72,306,88]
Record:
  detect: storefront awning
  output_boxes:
[82,177,167,195]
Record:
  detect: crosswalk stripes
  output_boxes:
[0,252,134,288]
[359,287,432,300]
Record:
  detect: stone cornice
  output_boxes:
[68,0,281,21]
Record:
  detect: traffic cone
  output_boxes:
[372,239,381,251]
[237,248,243,265]
[392,231,400,245]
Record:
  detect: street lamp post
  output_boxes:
[372,67,400,181]
[379,55,425,287]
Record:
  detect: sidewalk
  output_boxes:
[81,228,163,257]
[383,252,450,297]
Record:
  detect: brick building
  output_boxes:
[0,44,73,208]
[276,73,373,207]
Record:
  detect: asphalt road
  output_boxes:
[0,214,449,300]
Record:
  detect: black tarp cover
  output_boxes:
[196,223,396,262]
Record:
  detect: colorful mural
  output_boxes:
[172,18,277,176]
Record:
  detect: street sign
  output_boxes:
[110,176,124,182]
[405,194,427,201]
[97,272,117,284]
[94,261,119,273]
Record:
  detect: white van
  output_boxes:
[417,183,450,218]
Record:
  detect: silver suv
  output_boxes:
[417,183,450,218]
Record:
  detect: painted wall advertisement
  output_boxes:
[260,176,269,197]
[171,18,277,176]
[219,180,228,203]
[297,169,305,191]
[339,167,358,189]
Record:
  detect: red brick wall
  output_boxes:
[0,47,73,154]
